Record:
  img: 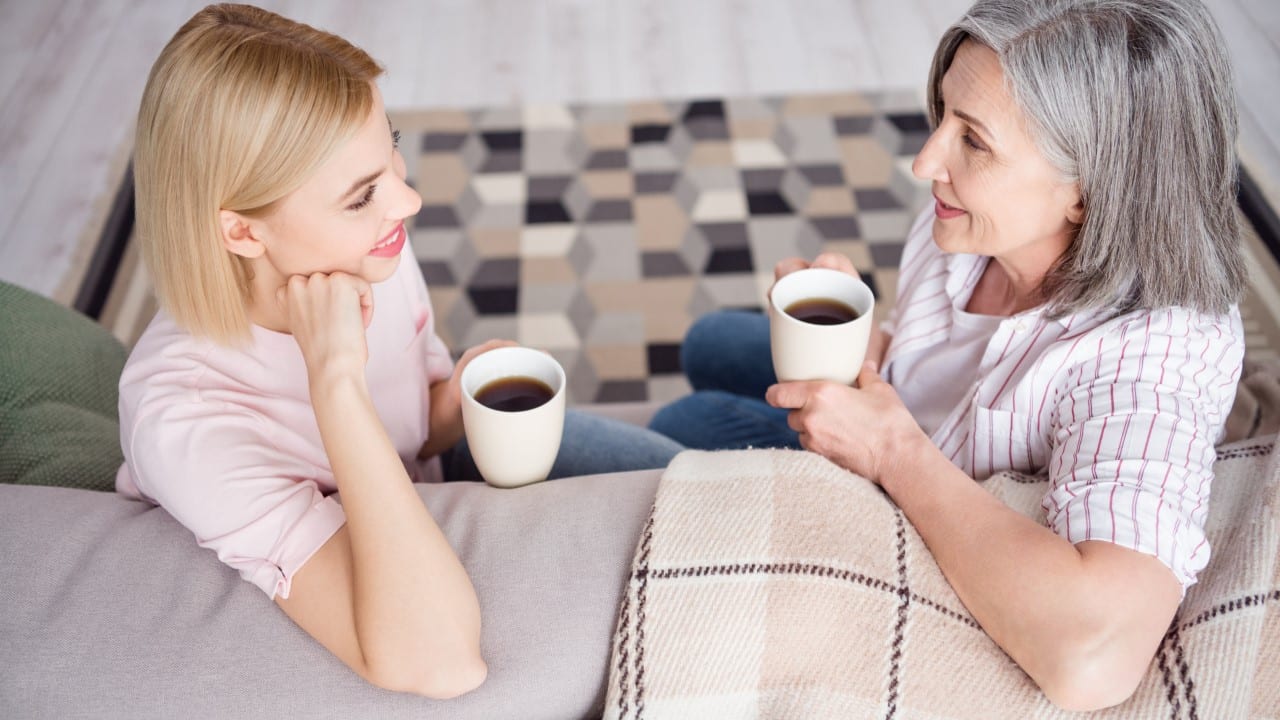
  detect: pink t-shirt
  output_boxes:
[116,242,453,598]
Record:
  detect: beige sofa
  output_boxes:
[0,279,670,718]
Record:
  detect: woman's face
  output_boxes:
[912,40,1082,271]
[247,86,422,286]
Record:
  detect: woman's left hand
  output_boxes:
[765,362,926,485]
[421,339,519,459]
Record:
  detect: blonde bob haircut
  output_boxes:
[134,3,383,345]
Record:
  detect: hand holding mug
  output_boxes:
[768,261,876,385]
[440,339,519,416]
[766,363,924,485]
[773,252,860,282]
[459,347,567,488]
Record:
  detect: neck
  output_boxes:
[987,257,1046,314]
[970,242,1065,317]
[243,257,291,334]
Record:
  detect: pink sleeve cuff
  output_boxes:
[249,496,347,600]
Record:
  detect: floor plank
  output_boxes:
[2,0,1279,301]
[0,0,66,109]
[0,0,130,242]
[0,0,209,300]
[1203,0,1280,203]
[854,0,939,91]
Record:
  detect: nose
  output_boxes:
[911,125,951,185]
[388,150,423,221]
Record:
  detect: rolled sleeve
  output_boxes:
[1044,313,1244,589]
[229,490,347,599]
[124,404,347,599]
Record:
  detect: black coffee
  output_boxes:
[474,376,555,412]
[784,298,859,325]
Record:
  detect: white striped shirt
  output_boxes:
[881,208,1245,588]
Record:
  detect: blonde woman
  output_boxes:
[116,3,680,697]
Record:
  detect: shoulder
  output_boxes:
[121,390,286,510]
[1062,305,1243,359]
[1048,305,1244,410]
[119,316,301,497]
[119,310,217,411]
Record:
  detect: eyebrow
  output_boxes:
[339,170,382,203]
[953,108,994,142]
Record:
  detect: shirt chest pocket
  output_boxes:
[970,406,1048,478]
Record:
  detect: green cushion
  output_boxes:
[0,282,126,491]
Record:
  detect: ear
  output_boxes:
[1063,183,1085,226]
[1065,197,1085,226]
[1064,199,1085,225]
[218,209,266,259]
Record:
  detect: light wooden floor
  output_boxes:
[2,0,1278,304]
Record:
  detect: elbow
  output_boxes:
[1031,640,1147,712]
[364,653,488,699]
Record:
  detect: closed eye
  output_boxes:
[962,130,988,152]
[347,184,377,211]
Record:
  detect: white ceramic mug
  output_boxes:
[768,267,876,385]
[460,346,566,488]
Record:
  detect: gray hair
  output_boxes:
[929,0,1246,316]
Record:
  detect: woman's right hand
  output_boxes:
[773,252,889,367]
[276,272,374,386]
[773,252,860,281]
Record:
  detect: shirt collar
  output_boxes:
[939,250,1088,330]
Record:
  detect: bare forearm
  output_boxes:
[420,379,464,459]
[880,436,1177,709]
[312,375,482,678]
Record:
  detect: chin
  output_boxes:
[362,254,402,284]
[931,225,969,255]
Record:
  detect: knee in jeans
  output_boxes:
[680,312,729,382]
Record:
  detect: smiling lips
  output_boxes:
[934,195,966,220]
[369,222,406,257]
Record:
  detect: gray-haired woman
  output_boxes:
[650,0,1246,709]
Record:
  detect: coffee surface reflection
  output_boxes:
[784,298,859,325]
[474,376,555,412]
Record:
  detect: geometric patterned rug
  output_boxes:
[94,91,1280,406]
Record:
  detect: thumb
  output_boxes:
[855,360,882,388]
[359,287,375,328]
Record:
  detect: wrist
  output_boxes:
[878,426,934,496]
[309,370,370,409]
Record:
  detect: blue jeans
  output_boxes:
[445,409,685,481]
[647,311,802,450]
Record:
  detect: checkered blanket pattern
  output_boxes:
[606,442,1280,719]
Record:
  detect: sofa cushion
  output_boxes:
[0,281,126,490]
[0,469,660,719]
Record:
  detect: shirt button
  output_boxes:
[1013,321,1027,332]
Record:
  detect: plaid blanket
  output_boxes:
[605,440,1280,719]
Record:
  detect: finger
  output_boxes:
[456,339,516,369]
[773,257,810,281]
[766,381,818,409]
[786,409,805,433]
[796,431,813,453]
[855,361,882,389]
[356,283,375,328]
[281,274,311,310]
[473,338,517,356]
[810,252,858,275]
